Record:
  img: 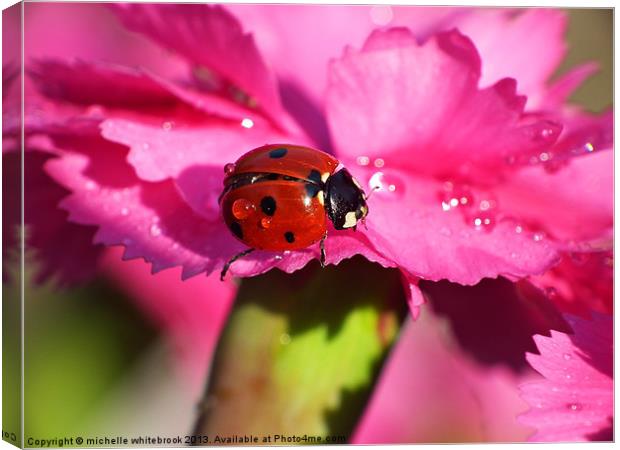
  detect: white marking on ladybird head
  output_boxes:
[317,191,325,206]
[321,172,330,183]
[343,211,358,228]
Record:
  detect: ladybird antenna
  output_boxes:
[364,185,381,201]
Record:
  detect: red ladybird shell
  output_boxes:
[220,144,339,251]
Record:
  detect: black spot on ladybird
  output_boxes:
[260,196,277,216]
[308,169,322,185]
[269,147,288,158]
[230,221,243,239]
[284,231,295,243]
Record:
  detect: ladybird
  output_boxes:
[219,144,369,280]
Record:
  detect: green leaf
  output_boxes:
[194,257,407,443]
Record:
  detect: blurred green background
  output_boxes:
[2,6,613,447]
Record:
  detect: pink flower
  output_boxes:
[518,313,613,441]
[20,5,611,320]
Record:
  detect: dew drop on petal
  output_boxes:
[232,198,256,220]
[240,118,254,129]
[368,171,404,199]
[515,225,523,234]
[544,286,558,299]
[533,232,546,242]
[162,121,174,131]
[373,158,385,168]
[356,155,370,166]
[150,223,162,237]
[260,217,272,229]
[567,403,583,411]
[224,163,236,175]
[274,254,283,261]
[283,250,291,255]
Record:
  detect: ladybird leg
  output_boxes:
[319,232,327,268]
[221,248,255,281]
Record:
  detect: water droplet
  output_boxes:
[533,232,546,242]
[260,217,272,229]
[584,142,595,152]
[283,250,291,255]
[472,213,496,232]
[274,255,283,261]
[373,158,385,168]
[368,171,404,199]
[356,156,370,166]
[545,287,558,299]
[240,118,254,129]
[567,403,583,411]
[224,163,236,175]
[369,5,393,25]
[563,353,572,360]
[150,223,162,237]
[515,225,523,234]
[162,121,174,131]
[120,207,129,216]
[232,198,256,220]
[438,182,473,212]
[279,333,291,345]
[539,152,550,162]
[85,181,96,190]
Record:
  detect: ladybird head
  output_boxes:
[324,168,368,230]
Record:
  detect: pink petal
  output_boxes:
[24,3,187,79]
[519,313,613,441]
[228,5,461,104]
[353,312,535,443]
[4,150,102,285]
[542,62,599,109]
[326,28,560,181]
[111,3,288,129]
[28,59,180,107]
[493,150,613,244]
[29,59,265,124]
[450,8,568,107]
[528,252,613,317]
[99,118,295,218]
[421,277,569,371]
[350,165,560,285]
[99,247,235,394]
[44,147,238,280]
